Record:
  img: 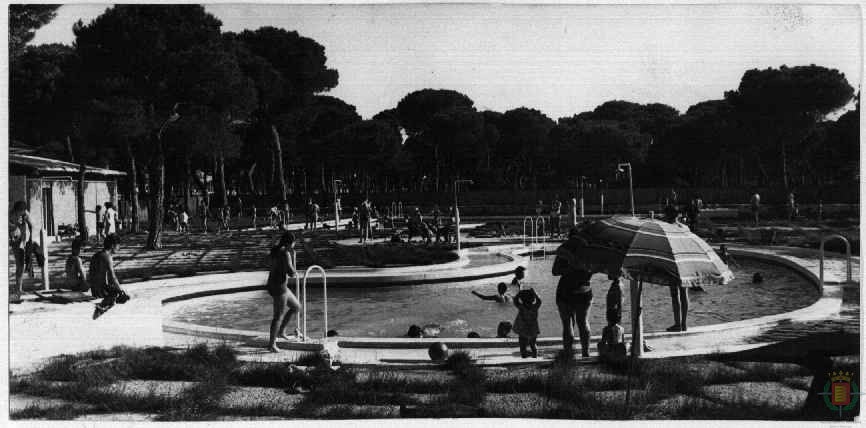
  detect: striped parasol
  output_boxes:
[565,215,734,287]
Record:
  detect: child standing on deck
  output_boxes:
[513,288,542,358]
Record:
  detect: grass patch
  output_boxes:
[11,404,88,420]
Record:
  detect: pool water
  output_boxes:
[167,258,818,338]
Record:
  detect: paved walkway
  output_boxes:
[8,219,365,288]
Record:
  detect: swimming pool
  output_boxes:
[166,257,818,338]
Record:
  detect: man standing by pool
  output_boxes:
[553,228,594,358]
[550,196,562,237]
[750,191,761,226]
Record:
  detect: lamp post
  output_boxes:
[599,179,605,215]
[333,178,343,229]
[616,163,634,217]
[454,179,473,252]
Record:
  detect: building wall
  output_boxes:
[19,178,118,237]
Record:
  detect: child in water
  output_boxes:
[598,308,627,365]
[513,288,542,358]
[512,266,526,290]
[472,282,511,303]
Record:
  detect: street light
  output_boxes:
[616,163,635,217]
[454,179,473,252]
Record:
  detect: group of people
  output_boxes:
[534,197,568,237]
[94,202,120,241]
[660,189,703,231]
[399,205,456,245]
[64,234,131,319]
[469,254,628,363]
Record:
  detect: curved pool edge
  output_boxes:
[160,247,841,359]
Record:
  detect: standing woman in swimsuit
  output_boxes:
[267,232,302,352]
[10,201,34,300]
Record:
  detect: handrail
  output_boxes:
[301,265,328,341]
[819,234,853,290]
[535,216,546,259]
[522,216,535,247]
[292,252,300,334]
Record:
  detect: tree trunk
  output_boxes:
[66,136,75,163]
[146,138,165,250]
[434,145,440,192]
[247,162,257,195]
[781,140,789,191]
[215,152,227,208]
[184,155,192,212]
[127,142,140,233]
[77,162,88,240]
[271,125,287,203]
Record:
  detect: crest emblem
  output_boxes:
[820,371,862,418]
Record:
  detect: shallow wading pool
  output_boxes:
[166,255,818,339]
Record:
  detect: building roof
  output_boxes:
[9,154,127,177]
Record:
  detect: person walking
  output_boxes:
[103,202,118,236]
[266,232,302,352]
[95,204,105,242]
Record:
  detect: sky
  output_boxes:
[32,3,863,120]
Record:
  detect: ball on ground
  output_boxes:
[428,342,449,361]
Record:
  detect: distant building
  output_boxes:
[9,153,126,238]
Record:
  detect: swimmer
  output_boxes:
[512,266,526,289]
[472,282,512,303]
[752,272,764,284]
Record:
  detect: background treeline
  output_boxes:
[10,5,860,248]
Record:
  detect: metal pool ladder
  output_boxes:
[299,265,329,342]
[522,216,546,260]
[819,234,854,290]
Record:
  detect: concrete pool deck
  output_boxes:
[8,239,858,373]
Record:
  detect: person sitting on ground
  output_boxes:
[89,234,131,319]
[472,282,512,303]
[64,238,89,292]
[513,288,542,358]
[497,321,513,338]
[512,266,526,289]
[598,309,627,366]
